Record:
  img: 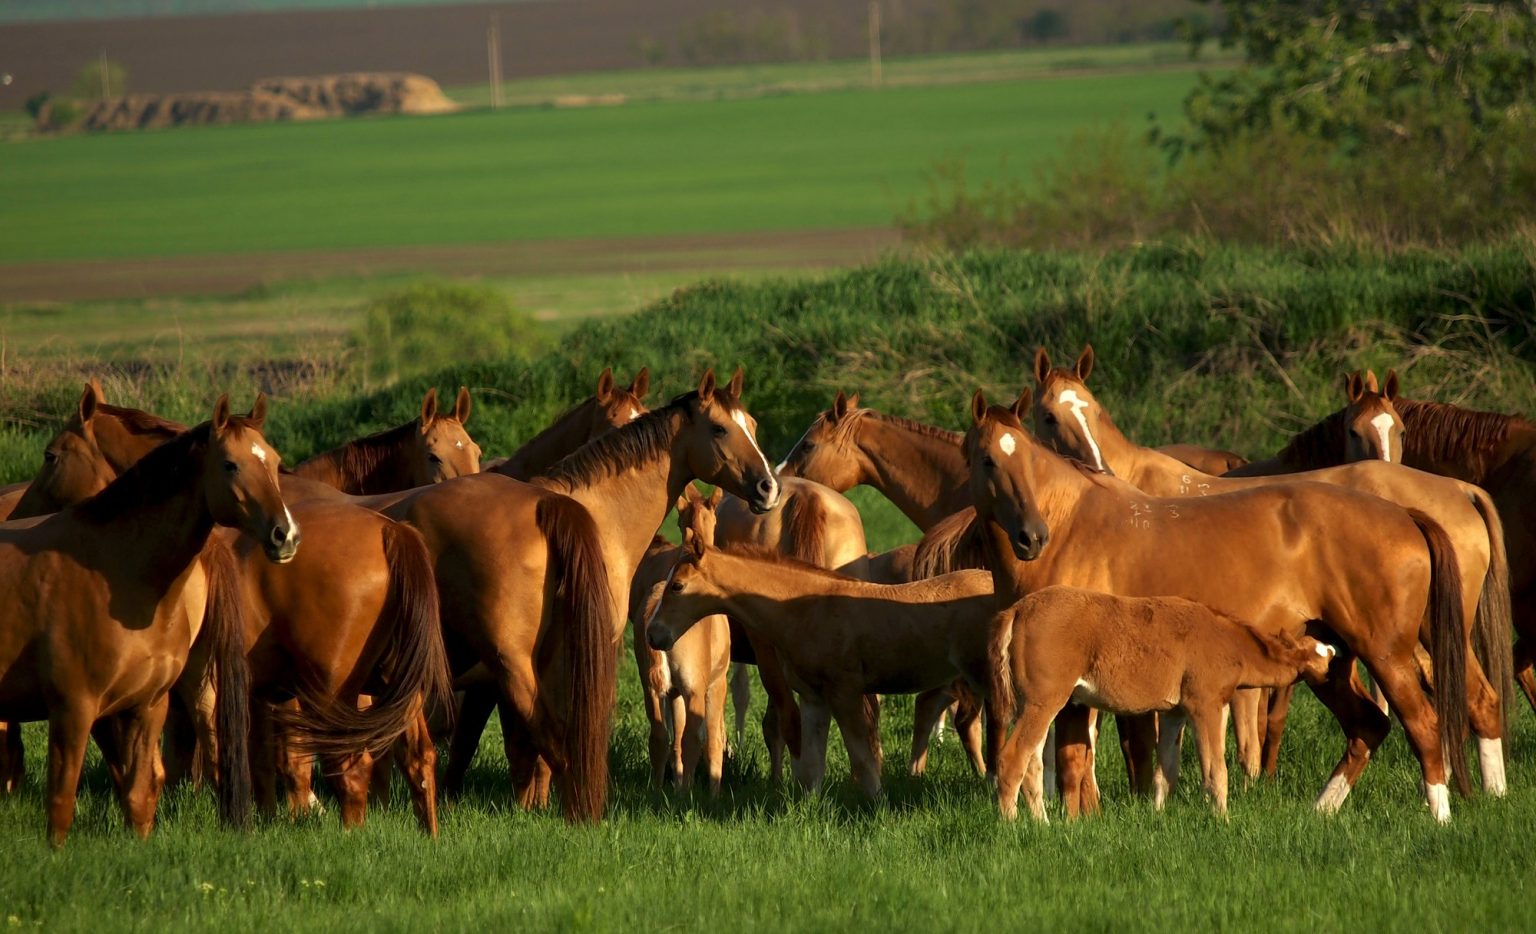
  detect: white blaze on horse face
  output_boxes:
[1057,390,1105,471]
[731,409,779,504]
[629,407,641,422]
[999,432,1017,457]
[1370,412,1396,463]
[250,443,268,465]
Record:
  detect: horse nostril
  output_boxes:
[270,525,287,546]
[756,477,775,498]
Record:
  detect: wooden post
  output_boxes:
[99,49,110,99]
[487,14,503,109]
[868,2,882,88]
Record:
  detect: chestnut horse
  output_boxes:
[630,485,730,793]
[1270,373,1536,717]
[1031,347,1512,792]
[387,368,780,821]
[960,389,1468,822]
[290,386,480,493]
[1154,443,1249,476]
[2,390,456,835]
[645,533,996,797]
[989,586,1336,821]
[0,396,295,845]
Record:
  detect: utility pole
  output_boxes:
[868,2,882,89]
[487,14,503,109]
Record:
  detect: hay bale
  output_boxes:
[252,72,459,116]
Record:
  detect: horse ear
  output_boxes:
[248,393,268,429]
[420,387,439,426]
[970,389,989,425]
[595,367,615,405]
[1032,347,1051,385]
[707,485,723,507]
[697,368,718,406]
[78,382,102,425]
[1011,387,1033,419]
[1344,372,1364,403]
[1075,344,1095,382]
[675,492,691,514]
[212,394,232,433]
[726,366,745,402]
[1363,369,1379,394]
[683,527,707,562]
[453,386,472,424]
[832,390,851,422]
[1383,369,1399,401]
[628,367,650,400]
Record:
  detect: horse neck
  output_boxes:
[500,398,597,480]
[1083,411,1160,485]
[1107,432,1222,496]
[92,417,180,473]
[81,467,213,590]
[697,551,859,638]
[856,418,970,530]
[1228,627,1310,690]
[982,448,1099,603]
[293,424,415,494]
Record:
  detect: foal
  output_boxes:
[989,586,1336,821]
[646,533,997,797]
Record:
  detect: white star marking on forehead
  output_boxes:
[629,408,641,422]
[250,443,268,464]
[455,440,464,449]
[1057,389,1105,472]
[1370,412,1396,463]
[999,432,1017,456]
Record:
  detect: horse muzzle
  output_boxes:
[747,474,781,514]
[645,624,676,652]
[264,523,301,564]
[1010,524,1049,562]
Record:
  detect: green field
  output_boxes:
[0,70,1202,263]
[2,245,1536,928]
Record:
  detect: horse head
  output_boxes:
[967,388,1051,562]
[415,386,482,485]
[1030,344,1112,474]
[1342,369,1405,464]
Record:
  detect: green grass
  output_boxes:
[0,71,1202,264]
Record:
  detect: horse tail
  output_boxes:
[1468,487,1514,754]
[278,520,453,761]
[1409,508,1470,796]
[783,490,828,567]
[987,606,1018,726]
[202,538,252,829]
[913,507,989,579]
[535,495,616,824]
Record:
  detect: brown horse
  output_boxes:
[440,366,651,795]
[487,367,651,480]
[988,586,1336,821]
[960,389,1468,821]
[1153,443,1249,475]
[0,395,294,845]
[1271,374,1536,718]
[387,367,779,821]
[1031,347,1513,792]
[630,486,730,794]
[714,476,871,783]
[2,390,455,835]
[290,386,480,494]
[645,534,996,797]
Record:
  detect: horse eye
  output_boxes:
[981,455,996,471]
[1044,414,1057,426]
[43,451,58,465]
[224,460,239,473]
[711,424,728,438]
[669,580,685,592]
[428,453,443,464]
[801,441,816,452]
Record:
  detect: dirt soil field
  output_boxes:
[0,227,901,303]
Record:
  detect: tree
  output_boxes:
[1168,1,1536,156]
[1022,8,1068,44]
[69,57,128,100]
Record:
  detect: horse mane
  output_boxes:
[913,507,989,578]
[297,420,417,488]
[97,403,187,438]
[1276,409,1348,469]
[539,392,697,491]
[829,407,963,450]
[1394,398,1525,478]
[76,421,215,522]
[497,395,596,477]
[718,542,862,583]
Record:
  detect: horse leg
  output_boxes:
[160,693,198,791]
[249,701,281,817]
[0,721,23,794]
[828,691,882,799]
[1364,659,1453,822]
[1228,688,1262,781]
[111,696,171,839]
[669,695,687,787]
[678,690,707,793]
[1190,703,1230,818]
[1515,636,1536,714]
[1155,709,1186,809]
[327,751,371,830]
[443,683,496,797]
[1463,649,1507,796]
[636,635,671,789]
[1308,655,1392,816]
[789,697,832,794]
[1116,713,1158,797]
[46,701,97,847]
[728,664,751,754]
[1261,683,1295,777]
[909,686,954,776]
[1054,704,1097,819]
[997,702,1056,822]
[762,704,784,786]
[863,694,883,777]
[705,669,727,796]
[276,701,323,817]
[399,706,439,837]
[954,693,986,776]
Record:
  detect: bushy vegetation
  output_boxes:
[354,280,547,389]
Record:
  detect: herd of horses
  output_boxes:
[1,345,1533,845]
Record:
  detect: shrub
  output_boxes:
[354,280,547,389]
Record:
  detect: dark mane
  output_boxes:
[98,403,187,438]
[496,395,597,477]
[293,420,418,490]
[1395,398,1527,480]
[1276,409,1349,469]
[76,422,212,522]
[718,542,862,583]
[538,392,697,492]
[865,410,965,446]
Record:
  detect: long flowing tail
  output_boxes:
[913,507,989,579]
[535,495,617,823]
[202,538,252,828]
[1410,508,1470,796]
[987,607,1018,727]
[279,521,454,762]
[1468,488,1514,753]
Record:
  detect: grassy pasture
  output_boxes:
[0,70,1202,264]
[1,244,1536,927]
